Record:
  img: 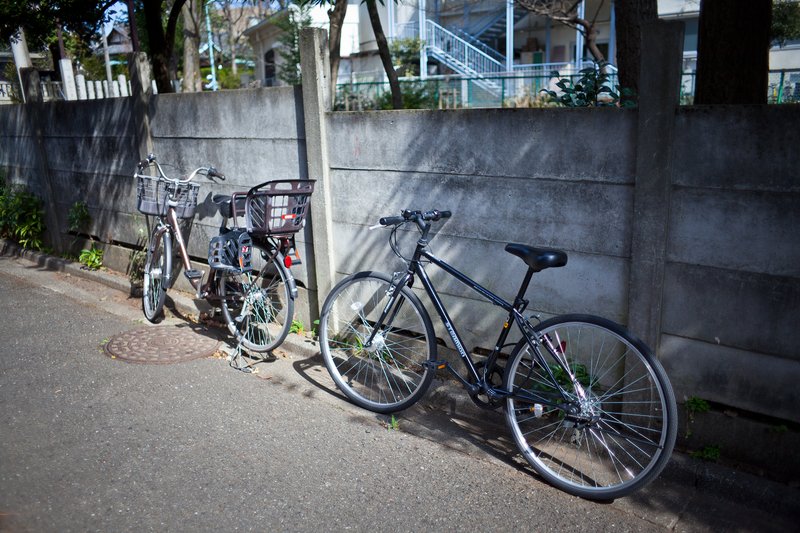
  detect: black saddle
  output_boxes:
[505,243,567,272]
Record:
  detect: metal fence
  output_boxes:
[334,72,619,111]
[336,69,800,110]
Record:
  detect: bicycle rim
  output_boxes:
[504,315,677,500]
[142,229,170,323]
[218,246,293,353]
[320,272,436,413]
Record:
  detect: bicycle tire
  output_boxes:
[503,314,677,500]
[142,228,171,323]
[320,271,437,414]
[218,244,293,353]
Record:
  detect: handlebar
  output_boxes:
[379,209,451,227]
[135,153,225,183]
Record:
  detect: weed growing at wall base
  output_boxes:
[79,245,104,270]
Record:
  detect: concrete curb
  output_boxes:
[2,239,799,515]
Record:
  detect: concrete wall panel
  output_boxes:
[673,106,800,192]
[669,188,800,277]
[327,108,637,182]
[661,334,799,423]
[663,262,799,360]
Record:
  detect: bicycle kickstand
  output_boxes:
[228,342,255,373]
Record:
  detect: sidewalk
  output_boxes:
[2,239,799,532]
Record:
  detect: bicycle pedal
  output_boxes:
[184,269,203,280]
[424,360,449,370]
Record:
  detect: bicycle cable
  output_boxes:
[388,221,433,266]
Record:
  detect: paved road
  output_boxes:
[1,253,797,532]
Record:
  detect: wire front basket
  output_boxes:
[136,175,200,219]
[235,180,315,236]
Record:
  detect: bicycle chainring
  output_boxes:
[468,361,506,410]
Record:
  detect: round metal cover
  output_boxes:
[104,324,221,364]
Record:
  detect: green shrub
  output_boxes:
[541,61,633,108]
[0,180,46,250]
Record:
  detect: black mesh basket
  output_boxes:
[137,175,199,219]
[239,180,315,236]
[208,229,253,273]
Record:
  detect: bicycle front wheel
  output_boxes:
[320,271,437,413]
[142,228,171,323]
[504,314,677,500]
[218,245,293,353]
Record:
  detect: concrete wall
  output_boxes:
[322,104,800,429]
[662,106,800,423]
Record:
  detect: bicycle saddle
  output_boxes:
[505,243,568,272]
[212,194,233,218]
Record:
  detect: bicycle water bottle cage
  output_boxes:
[208,229,253,273]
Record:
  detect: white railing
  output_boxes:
[425,20,504,77]
[425,20,504,94]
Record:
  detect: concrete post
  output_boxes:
[299,27,334,320]
[95,80,104,98]
[87,81,96,99]
[118,74,129,97]
[10,29,32,103]
[19,68,42,103]
[75,74,87,100]
[627,20,684,355]
[58,58,77,100]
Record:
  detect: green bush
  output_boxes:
[0,180,46,250]
[377,81,439,110]
[541,61,633,108]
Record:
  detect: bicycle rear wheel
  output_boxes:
[218,244,293,353]
[142,228,171,323]
[504,314,677,500]
[320,271,437,413]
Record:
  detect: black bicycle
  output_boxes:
[319,209,677,500]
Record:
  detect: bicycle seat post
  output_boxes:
[513,267,535,311]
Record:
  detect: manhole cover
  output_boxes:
[104,325,221,364]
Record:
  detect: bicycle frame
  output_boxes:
[365,225,581,409]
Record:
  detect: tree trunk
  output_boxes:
[182,1,201,92]
[613,0,657,99]
[141,0,187,93]
[694,0,772,104]
[366,0,402,109]
[574,16,604,62]
[328,0,348,98]
[142,0,171,92]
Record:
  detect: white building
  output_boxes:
[244,0,800,95]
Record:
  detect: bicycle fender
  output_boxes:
[284,263,298,300]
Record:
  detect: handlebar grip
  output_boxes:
[439,210,452,219]
[138,158,151,169]
[207,167,226,180]
[379,215,406,226]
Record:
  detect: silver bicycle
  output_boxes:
[135,154,314,353]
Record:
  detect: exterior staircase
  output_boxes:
[424,20,504,94]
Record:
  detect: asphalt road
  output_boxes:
[1,253,797,532]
